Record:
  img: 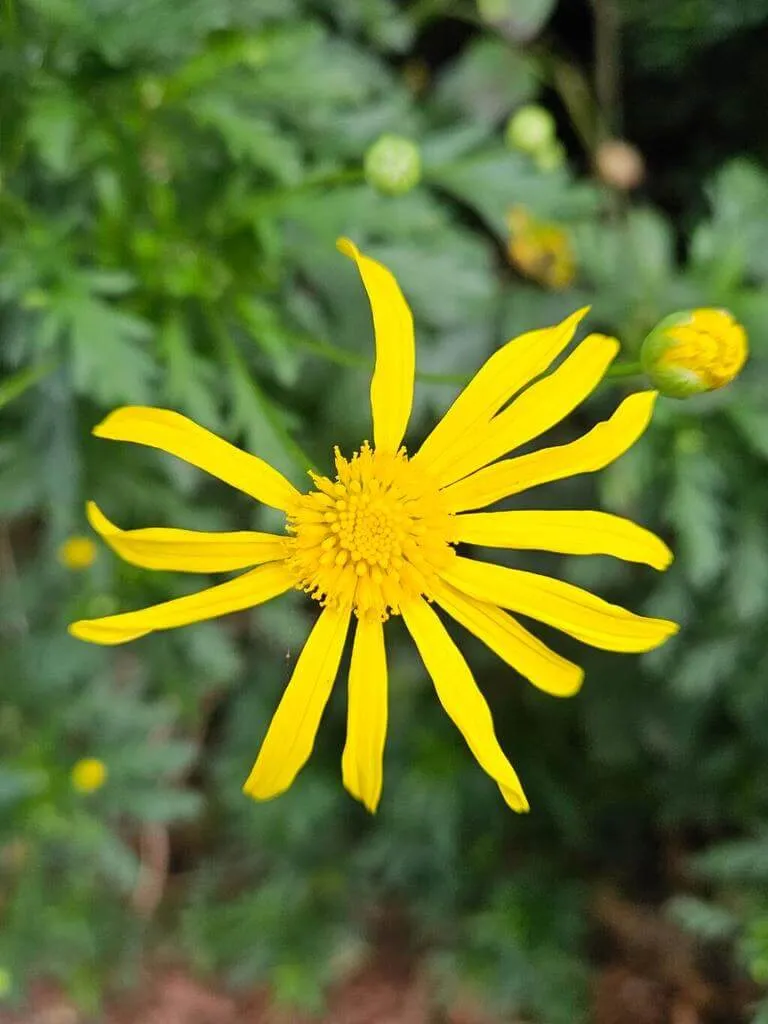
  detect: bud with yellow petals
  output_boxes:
[71,757,108,794]
[640,309,748,398]
[506,206,576,290]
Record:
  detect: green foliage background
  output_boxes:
[1,0,768,1020]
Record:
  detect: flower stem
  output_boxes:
[604,360,643,380]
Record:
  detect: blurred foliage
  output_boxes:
[1,0,768,1020]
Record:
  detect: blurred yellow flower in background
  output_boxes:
[57,535,97,571]
[71,757,108,793]
[69,240,677,814]
[506,206,576,290]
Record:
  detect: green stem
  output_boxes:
[0,360,59,412]
[604,359,643,379]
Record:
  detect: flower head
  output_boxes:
[70,240,677,814]
[507,206,576,290]
[364,134,421,196]
[505,105,556,154]
[641,308,747,398]
[71,757,108,793]
[58,535,97,571]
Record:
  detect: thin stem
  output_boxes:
[604,360,643,379]
[0,359,59,412]
[592,0,622,141]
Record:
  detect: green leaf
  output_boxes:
[666,895,739,941]
[430,147,598,239]
[672,636,741,699]
[0,361,57,412]
[26,90,82,177]
[51,290,155,406]
[480,0,558,42]
[160,314,222,431]
[434,39,536,125]
[668,447,726,589]
[189,98,303,183]
[237,297,301,386]
[691,158,768,286]
[726,508,768,622]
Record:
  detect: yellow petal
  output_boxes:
[412,307,588,476]
[431,577,583,697]
[337,238,415,454]
[342,615,388,813]
[93,407,299,512]
[441,390,657,513]
[69,561,294,646]
[455,509,672,570]
[87,501,287,573]
[401,597,529,812]
[432,333,619,488]
[442,555,678,653]
[243,604,351,800]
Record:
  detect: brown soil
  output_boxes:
[0,892,760,1024]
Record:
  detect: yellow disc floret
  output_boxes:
[286,444,456,620]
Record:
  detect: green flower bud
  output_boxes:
[534,139,566,173]
[505,105,556,154]
[364,134,421,196]
[641,309,748,399]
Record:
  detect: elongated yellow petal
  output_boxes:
[93,407,299,512]
[431,577,584,697]
[455,509,672,570]
[337,238,415,454]
[87,501,287,573]
[433,333,619,488]
[441,390,657,513]
[402,597,529,812]
[412,307,588,475]
[442,556,678,653]
[342,615,388,813]
[243,604,351,800]
[69,561,293,645]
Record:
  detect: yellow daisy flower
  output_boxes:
[69,239,677,814]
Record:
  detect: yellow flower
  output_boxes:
[506,206,576,290]
[71,757,108,793]
[69,239,677,814]
[58,535,97,571]
[640,308,748,398]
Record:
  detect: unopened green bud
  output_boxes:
[641,309,748,399]
[364,134,421,196]
[505,105,556,154]
[534,140,566,172]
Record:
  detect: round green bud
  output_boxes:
[505,105,557,155]
[641,309,748,399]
[364,134,421,196]
[534,139,566,173]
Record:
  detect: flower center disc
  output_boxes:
[285,444,455,619]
